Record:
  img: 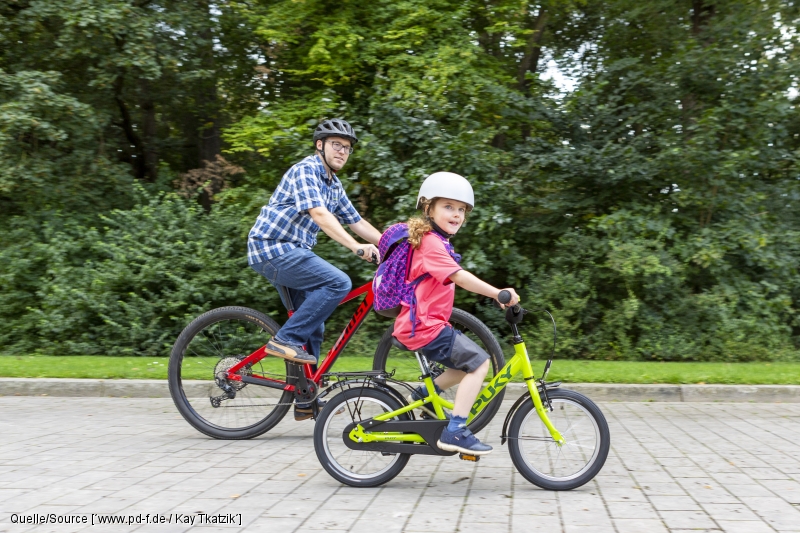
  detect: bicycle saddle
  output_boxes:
[390,336,413,352]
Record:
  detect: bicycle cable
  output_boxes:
[541,309,557,360]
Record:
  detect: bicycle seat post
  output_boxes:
[278,285,296,313]
[413,350,432,377]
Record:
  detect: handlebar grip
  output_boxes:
[357,249,364,257]
[371,253,378,264]
[497,290,512,305]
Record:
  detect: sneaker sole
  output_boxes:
[436,440,493,455]
[264,346,315,364]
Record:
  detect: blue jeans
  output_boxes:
[250,247,351,361]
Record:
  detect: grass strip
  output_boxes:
[1,355,799,384]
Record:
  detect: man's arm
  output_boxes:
[309,207,379,262]
[348,218,382,246]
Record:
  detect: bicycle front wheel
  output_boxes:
[372,308,505,434]
[168,306,294,439]
[314,387,410,487]
[508,389,610,490]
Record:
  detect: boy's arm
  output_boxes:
[449,270,520,306]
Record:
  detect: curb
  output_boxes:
[2,378,800,402]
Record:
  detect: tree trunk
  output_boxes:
[691,0,715,37]
[196,0,221,167]
[113,75,148,181]
[517,7,549,94]
[140,80,158,181]
[518,7,549,139]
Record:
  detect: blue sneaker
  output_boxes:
[437,426,493,455]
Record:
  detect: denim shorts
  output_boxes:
[420,326,490,373]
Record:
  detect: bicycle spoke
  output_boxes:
[515,396,602,482]
[171,310,291,435]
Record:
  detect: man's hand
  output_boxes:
[354,244,379,264]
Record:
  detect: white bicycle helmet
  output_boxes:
[416,172,474,209]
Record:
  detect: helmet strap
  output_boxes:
[428,218,454,239]
[316,140,334,179]
[422,199,454,239]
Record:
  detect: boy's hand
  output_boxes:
[497,288,520,308]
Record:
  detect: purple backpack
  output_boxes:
[373,223,461,336]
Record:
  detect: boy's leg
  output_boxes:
[436,332,493,455]
[451,359,489,418]
[433,368,466,391]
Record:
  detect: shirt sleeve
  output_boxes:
[333,191,362,225]
[291,166,326,213]
[419,234,462,285]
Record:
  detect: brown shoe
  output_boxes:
[265,340,316,364]
[294,399,327,421]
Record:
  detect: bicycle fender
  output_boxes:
[500,382,561,445]
[500,392,532,446]
[320,380,412,417]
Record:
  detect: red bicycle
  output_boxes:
[169,281,506,439]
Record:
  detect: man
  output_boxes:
[248,118,381,420]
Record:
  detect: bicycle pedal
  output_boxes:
[459,453,480,462]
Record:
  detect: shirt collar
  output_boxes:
[313,154,336,185]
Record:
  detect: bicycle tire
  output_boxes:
[314,387,411,487]
[168,306,293,439]
[372,307,505,434]
[508,388,610,490]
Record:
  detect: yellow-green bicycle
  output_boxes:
[313,292,610,489]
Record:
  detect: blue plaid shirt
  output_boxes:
[247,154,362,264]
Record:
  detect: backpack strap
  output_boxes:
[406,232,460,337]
[407,273,430,338]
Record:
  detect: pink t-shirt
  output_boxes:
[392,232,463,350]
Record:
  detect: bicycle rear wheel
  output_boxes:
[314,387,410,487]
[168,306,294,439]
[372,308,505,434]
[508,389,610,490]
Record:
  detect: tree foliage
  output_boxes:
[1,0,799,360]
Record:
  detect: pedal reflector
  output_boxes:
[459,453,480,462]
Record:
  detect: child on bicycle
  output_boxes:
[393,172,519,455]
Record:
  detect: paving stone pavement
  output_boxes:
[1,396,799,533]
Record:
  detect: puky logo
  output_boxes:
[470,365,513,416]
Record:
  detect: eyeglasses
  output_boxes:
[327,140,353,154]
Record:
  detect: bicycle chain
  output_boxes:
[211,368,321,407]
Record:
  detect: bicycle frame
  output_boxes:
[348,340,565,446]
[222,281,374,392]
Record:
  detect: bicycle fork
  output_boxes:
[481,343,565,446]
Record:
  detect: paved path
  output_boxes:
[4,378,800,403]
[1,397,799,532]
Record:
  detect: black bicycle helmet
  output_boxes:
[313,118,358,145]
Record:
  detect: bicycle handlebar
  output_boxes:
[356,248,378,264]
[497,290,522,315]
